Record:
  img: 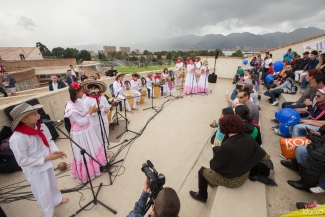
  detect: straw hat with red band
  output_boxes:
[81,80,107,93]
[10,103,44,130]
[115,72,126,80]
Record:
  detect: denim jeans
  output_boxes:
[318,177,325,190]
[231,88,237,100]
[301,76,308,89]
[291,124,320,137]
[295,146,309,164]
[281,102,306,109]
[269,89,284,102]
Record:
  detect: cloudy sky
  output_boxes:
[1,0,325,50]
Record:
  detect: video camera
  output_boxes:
[141,160,165,214]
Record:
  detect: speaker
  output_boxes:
[215,49,219,59]
[208,73,217,83]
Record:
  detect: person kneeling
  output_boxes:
[127,177,180,217]
[189,114,267,203]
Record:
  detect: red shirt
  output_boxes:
[268,65,274,75]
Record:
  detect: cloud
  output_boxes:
[17,16,36,30]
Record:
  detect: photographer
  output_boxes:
[127,177,180,217]
[105,67,118,77]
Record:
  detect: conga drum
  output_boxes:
[107,108,113,123]
[153,83,160,98]
[139,89,146,104]
[178,69,185,78]
[123,90,136,109]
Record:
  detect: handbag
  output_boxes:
[279,137,311,159]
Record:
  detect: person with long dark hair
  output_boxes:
[234,105,262,145]
[64,82,108,183]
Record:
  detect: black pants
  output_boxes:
[0,87,8,97]
[198,167,208,199]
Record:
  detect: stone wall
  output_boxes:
[0,68,40,88]
[1,58,77,68]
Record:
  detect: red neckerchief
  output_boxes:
[147,77,152,81]
[176,61,182,64]
[14,123,49,148]
[131,78,137,81]
[155,75,161,79]
[117,80,122,86]
[186,60,191,64]
[195,59,200,62]
[88,92,102,104]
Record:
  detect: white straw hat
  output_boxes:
[9,103,44,130]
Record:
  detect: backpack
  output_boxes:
[287,78,298,94]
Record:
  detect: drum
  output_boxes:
[153,86,160,98]
[123,90,136,109]
[139,89,146,104]
[107,109,113,123]
[178,69,185,78]
[110,97,122,107]
[196,70,201,78]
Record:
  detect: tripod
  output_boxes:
[110,98,129,129]
[143,86,159,112]
[116,98,140,139]
[94,96,124,185]
[54,125,117,216]
[164,82,176,99]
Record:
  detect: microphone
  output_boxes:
[38,119,63,124]
[215,49,219,59]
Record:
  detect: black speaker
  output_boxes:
[208,73,217,83]
[215,49,219,59]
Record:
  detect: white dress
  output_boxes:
[161,73,169,94]
[174,62,184,86]
[161,73,175,93]
[64,99,107,183]
[83,95,110,147]
[9,124,62,217]
[130,79,141,103]
[184,64,198,94]
[113,80,135,111]
[197,65,209,94]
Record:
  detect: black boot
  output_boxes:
[189,191,207,203]
[287,178,312,192]
[281,159,299,171]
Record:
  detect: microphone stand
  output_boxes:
[143,83,159,112]
[93,94,123,185]
[53,123,117,216]
[110,98,128,130]
[116,98,141,139]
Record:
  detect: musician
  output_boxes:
[184,59,198,94]
[175,57,184,87]
[130,73,142,105]
[197,61,209,94]
[113,73,137,113]
[194,57,201,70]
[186,56,191,66]
[154,71,164,96]
[146,72,153,99]
[162,68,176,94]
[161,68,170,96]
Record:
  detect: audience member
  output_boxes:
[281,69,322,109]
[79,66,85,76]
[0,86,8,97]
[189,115,267,203]
[66,70,77,86]
[70,65,77,77]
[295,50,319,88]
[0,61,5,74]
[105,67,118,77]
[94,73,101,80]
[49,75,66,91]
[233,90,260,123]
[283,48,293,63]
[262,53,272,84]
[212,108,234,147]
[1,72,16,96]
[316,53,325,74]
[268,71,295,106]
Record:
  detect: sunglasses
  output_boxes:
[238,96,245,99]
[316,94,323,98]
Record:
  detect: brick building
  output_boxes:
[103,46,116,56]
[119,47,130,54]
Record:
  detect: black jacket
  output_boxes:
[301,135,325,186]
[49,80,66,91]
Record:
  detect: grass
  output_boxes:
[114,65,172,73]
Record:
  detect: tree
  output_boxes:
[166,53,172,60]
[52,47,65,58]
[36,42,53,57]
[157,54,162,60]
[140,56,145,63]
[143,50,149,55]
[131,51,137,55]
[157,61,163,66]
[152,58,157,63]
[79,50,91,61]
[231,50,244,57]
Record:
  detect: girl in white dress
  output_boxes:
[146,72,153,98]
[82,81,111,148]
[197,61,210,94]
[161,68,170,95]
[64,82,107,183]
[130,73,142,105]
[184,59,198,94]
[154,71,164,96]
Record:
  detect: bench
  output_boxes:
[277,93,301,109]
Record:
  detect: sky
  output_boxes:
[1,0,325,50]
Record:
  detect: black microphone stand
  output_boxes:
[110,98,128,129]
[143,84,159,112]
[93,94,123,185]
[53,124,117,216]
[116,98,141,139]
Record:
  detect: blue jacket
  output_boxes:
[283,52,293,63]
[66,75,77,86]
[127,191,149,217]
[49,79,66,91]
[2,76,16,88]
[304,58,319,72]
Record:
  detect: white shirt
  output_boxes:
[175,62,184,69]
[113,80,125,96]
[71,68,77,76]
[83,96,110,125]
[9,124,59,174]
[264,58,273,68]
[195,62,201,70]
[130,79,140,92]
[146,78,153,89]
[79,69,85,76]
[52,82,58,90]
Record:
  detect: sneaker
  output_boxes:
[295,200,318,209]
[273,129,285,137]
[271,125,279,129]
[310,186,325,194]
[271,101,279,106]
[279,153,287,160]
[271,119,279,123]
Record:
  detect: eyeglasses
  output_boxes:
[238,96,245,99]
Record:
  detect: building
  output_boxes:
[89,51,96,57]
[119,47,130,54]
[134,49,140,55]
[0,47,43,61]
[103,46,116,56]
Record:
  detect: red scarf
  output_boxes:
[195,59,200,62]
[116,80,122,86]
[88,92,102,104]
[155,75,161,79]
[14,123,49,148]
[147,77,152,81]
[131,77,137,81]
[176,60,182,64]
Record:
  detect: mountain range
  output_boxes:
[71,27,325,52]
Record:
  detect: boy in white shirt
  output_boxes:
[9,103,68,217]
